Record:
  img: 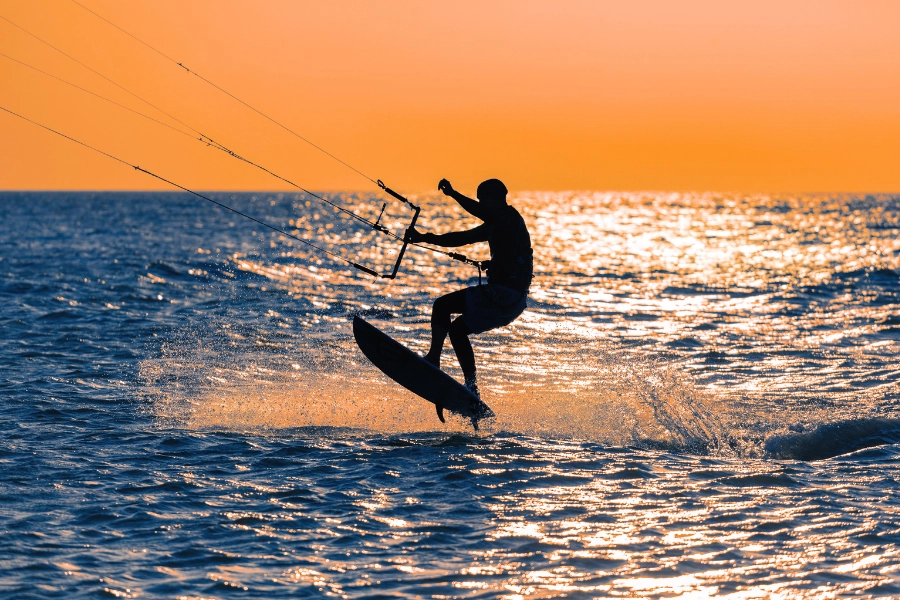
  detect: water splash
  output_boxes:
[145,321,900,461]
[139,318,735,454]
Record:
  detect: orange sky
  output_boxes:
[1,0,899,192]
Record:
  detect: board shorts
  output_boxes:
[462,284,527,335]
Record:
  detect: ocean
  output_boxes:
[1,190,899,598]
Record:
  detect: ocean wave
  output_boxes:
[764,417,900,461]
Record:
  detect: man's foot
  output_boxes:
[464,376,480,400]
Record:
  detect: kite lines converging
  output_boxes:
[0,4,488,278]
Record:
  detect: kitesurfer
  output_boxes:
[406,178,533,405]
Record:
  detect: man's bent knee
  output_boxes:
[432,297,453,330]
[449,316,472,341]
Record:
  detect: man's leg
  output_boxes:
[449,316,478,397]
[425,289,468,367]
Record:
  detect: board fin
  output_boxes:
[435,404,446,423]
[469,400,493,431]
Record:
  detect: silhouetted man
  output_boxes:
[407,178,533,402]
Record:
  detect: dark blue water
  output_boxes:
[2,191,899,597]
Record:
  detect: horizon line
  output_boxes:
[1,188,897,196]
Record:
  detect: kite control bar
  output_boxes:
[376,180,491,281]
[354,180,487,281]
[376,180,420,280]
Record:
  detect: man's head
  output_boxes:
[476,179,508,212]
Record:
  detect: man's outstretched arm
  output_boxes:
[408,223,489,248]
[439,179,486,220]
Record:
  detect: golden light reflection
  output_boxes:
[460,453,897,597]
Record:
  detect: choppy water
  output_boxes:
[2,190,899,598]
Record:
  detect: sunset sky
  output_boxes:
[1,0,898,193]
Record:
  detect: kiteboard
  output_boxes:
[352,316,494,429]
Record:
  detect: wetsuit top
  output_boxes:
[421,204,533,294]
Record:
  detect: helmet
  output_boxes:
[476,179,508,203]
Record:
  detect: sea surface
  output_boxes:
[1,190,899,598]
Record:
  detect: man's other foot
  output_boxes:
[464,376,480,400]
